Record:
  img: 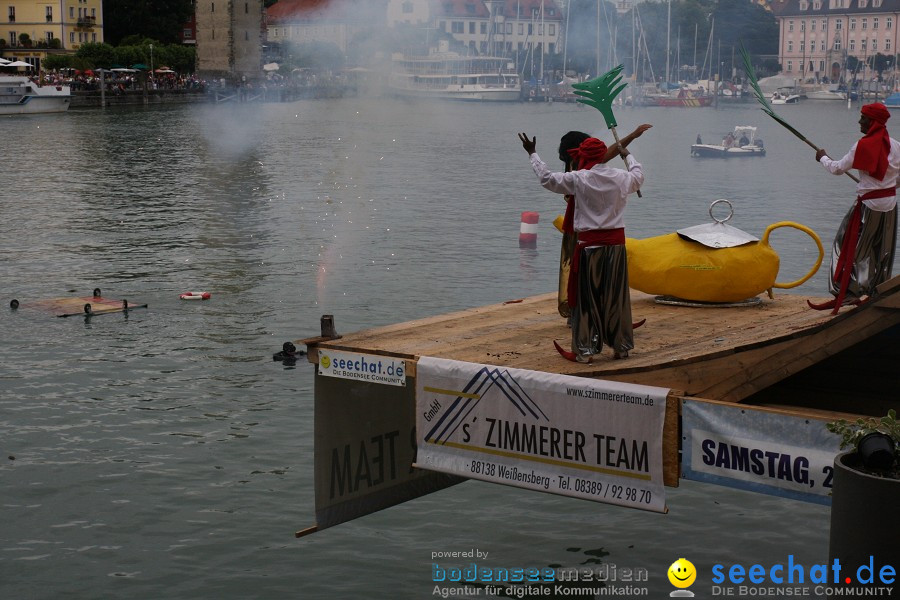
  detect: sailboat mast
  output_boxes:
[676,25,681,83]
[563,0,570,76]
[632,4,637,83]
[693,23,697,77]
[540,0,545,82]
[596,0,601,77]
[665,0,671,85]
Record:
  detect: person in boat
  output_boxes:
[696,134,702,144]
[723,133,735,148]
[519,129,647,361]
[738,132,750,147]
[555,126,651,318]
[813,102,899,311]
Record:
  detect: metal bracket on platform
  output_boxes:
[294,315,343,360]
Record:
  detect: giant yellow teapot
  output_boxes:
[625,200,824,303]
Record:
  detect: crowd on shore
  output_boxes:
[24,68,364,97]
[36,70,208,93]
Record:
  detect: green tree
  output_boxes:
[610,0,776,82]
[563,0,620,77]
[712,0,778,55]
[43,54,73,71]
[114,45,148,69]
[870,53,892,76]
[75,42,117,68]
[103,0,194,46]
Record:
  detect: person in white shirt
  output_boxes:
[554,125,651,318]
[519,131,645,361]
[813,102,899,313]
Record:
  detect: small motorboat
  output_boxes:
[771,90,801,104]
[691,126,765,158]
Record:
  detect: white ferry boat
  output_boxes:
[389,43,520,102]
[0,76,71,114]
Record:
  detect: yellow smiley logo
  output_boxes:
[668,558,697,588]
[320,355,331,369]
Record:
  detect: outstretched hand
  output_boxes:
[632,124,652,137]
[815,148,828,161]
[518,132,536,155]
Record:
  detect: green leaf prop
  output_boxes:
[572,65,627,129]
[570,64,643,196]
[740,42,859,183]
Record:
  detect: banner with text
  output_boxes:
[317,349,406,387]
[414,356,669,512]
[682,400,842,505]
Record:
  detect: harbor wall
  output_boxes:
[71,85,358,108]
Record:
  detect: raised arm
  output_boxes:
[604,124,652,161]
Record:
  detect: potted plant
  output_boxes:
[826,410,900,583]
[827,409,900,476]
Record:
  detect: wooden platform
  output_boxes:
[13,295,147,317]
[305,275,900,409]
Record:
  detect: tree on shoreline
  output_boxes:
[103,0,194,46]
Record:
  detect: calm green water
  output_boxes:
[1,96,876,599]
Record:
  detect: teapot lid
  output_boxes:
[676,199,759,248]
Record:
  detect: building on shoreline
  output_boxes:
[770,0,899,83]
[0,0,103,71]
[266,0,562,61]
[196,0,264,82]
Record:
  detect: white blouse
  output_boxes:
[819,138,900,211]
[529,153,644,231]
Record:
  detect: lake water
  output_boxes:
[0,96,887,599]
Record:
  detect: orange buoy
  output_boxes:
[179,291,211,301]
[519,211,539,247]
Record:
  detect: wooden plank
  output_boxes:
[662,392,682,488]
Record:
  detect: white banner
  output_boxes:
[415,356,669,512]
[682,400,841,504]
[317,349,407,387]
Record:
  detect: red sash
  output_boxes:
[562,195,575,233]
[567,228,626,308]
[830,187,896,313]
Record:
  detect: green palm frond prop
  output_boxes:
[572,65,627,128]
[570,64,643,195]
[741,42,859,183]
[740,44,808,142]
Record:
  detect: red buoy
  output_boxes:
[519,211,539,247]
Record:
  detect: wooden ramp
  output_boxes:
[305,275,900,410]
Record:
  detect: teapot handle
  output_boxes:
[762,221,825,290]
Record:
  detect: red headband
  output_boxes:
[854,104,891,180]
[566,137,608,170]
[861,103,890,125]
